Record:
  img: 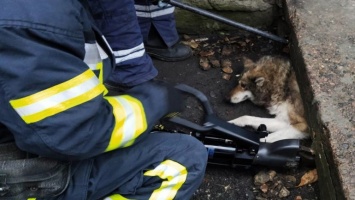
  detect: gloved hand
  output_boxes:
[125,80,184,120]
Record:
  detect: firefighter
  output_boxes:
[86,0,192,90]
[0,0,208,199]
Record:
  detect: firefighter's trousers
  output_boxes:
[59,132,208,200]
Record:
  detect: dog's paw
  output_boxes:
[228,116,251,127]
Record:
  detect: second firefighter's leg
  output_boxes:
[87,0,158,88]
[134,0,192,61]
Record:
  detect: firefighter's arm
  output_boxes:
[0,25,181,160]
[102,81,183,152]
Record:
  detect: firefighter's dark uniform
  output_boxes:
[0,0,208,199]
[85,0,180,87]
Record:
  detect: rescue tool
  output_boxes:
[160,84,315,169]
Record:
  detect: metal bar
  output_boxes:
[166,0,288,44]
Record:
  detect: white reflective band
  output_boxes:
[115,49,145,64]
[113,43,145,64]
[14,77,99,117]
[135,6,175,18]
[104,95,147,151]
[113,96,137,147]
[84,42,108,70]
[135,4,173,11]
[112,43,144,57]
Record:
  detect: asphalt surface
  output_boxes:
[152,31,319,199]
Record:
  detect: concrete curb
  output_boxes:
[284,0,355,199]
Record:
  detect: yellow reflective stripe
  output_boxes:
[96,61,108,95]
[105,97,126,151]
[22,84,105,123]
[104,95,147,151]
[104,194,131,200]
[10,69,94,108]
[84,41,109,95]
[122,95,146,147]
[28,198,36,200]
[10,70,105,124]
[96,62,103,81]
[144,160,188,200]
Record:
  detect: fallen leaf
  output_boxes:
[199,50,215,57]
[278,186,290,198]
[268,170,277,181]
[209,57,220,68]
[222,66,233,74]
[189,40,199,49]
[238,41,247,47]
[296,169,318,187]
[221,59,232,68]
[199,57,210,71]
[195,37,209,42]
[222,73,231,80]
[182,40,199,49]
[260,183,268,193]
[295,195,302,200]
[221,46,233,56]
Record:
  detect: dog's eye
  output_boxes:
[240,82,247,89]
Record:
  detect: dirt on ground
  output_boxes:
[153,29,319,200]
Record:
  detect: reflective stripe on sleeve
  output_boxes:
[104,95,147,151]
[10,69,105,124]
[113,43,145,64]
[84,42,108,70]
[103,194,130,200]
[135,5,175,18]
[144,160,188,200]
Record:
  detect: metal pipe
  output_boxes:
[165,0,288,44]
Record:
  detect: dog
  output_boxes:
[227,55,309,143]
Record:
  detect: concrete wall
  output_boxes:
[174,0,280,34]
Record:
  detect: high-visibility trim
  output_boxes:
[104,95,147,151]
[144,160,188,200]
[135,6,175,18]
[84,42,108,70]
[10,70,105,124]
[103,194,130,200]
[96,62,108,95]
[28,198,36,200]
[112,43,145,64]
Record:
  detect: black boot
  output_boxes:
[145,26,192,62]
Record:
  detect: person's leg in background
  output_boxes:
[87,0,158,89]
[134,0,192,62]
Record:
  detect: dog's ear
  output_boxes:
[242,57,254,70]
[255,77,265,87]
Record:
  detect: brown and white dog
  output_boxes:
[227,56,309,143]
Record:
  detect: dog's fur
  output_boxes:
[227,56,309,142]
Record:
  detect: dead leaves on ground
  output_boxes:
[183,34,252,80]
[296,169,318,187]
[253,169,318,199]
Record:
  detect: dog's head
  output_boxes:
[227,56,283,106]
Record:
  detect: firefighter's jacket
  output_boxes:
[0,0,180,161]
